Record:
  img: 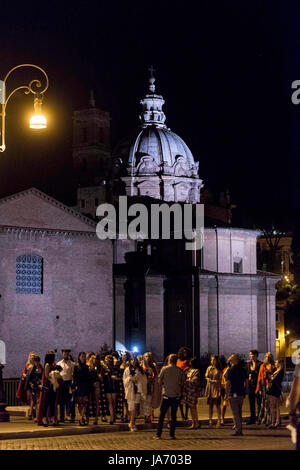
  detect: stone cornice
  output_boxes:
[199,270,281,280]
[0,225,97,238]
[204,227,261,238]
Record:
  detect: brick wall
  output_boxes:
[0,230,113,377]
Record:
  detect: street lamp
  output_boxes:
[0,64,49,151]
[0,64,48,421]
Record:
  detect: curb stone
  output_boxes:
[0,413,289,441]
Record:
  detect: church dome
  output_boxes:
[125,126,198,177]
[112,70,203,203]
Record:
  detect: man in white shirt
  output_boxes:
[57,349,75,423]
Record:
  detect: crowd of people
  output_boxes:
[15,346,286,439]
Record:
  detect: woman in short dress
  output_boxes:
[255,352,276,425]
[205,355,222,428]
[27,355,43,422]
[123,355,147,431]
[73,352,92,426]
[265,359,284,428]
[102,354,122,424]
[120,351,131,422]
[183,357,201,429]
[88,354,104,425]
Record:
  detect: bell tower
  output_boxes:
[72,91,111,187]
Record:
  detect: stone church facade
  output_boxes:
[0,189,112,377]
[0,74,279,377]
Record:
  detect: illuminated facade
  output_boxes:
[0,76,280,376]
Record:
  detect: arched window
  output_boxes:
[16,254,43,294]
[0,341,6,364]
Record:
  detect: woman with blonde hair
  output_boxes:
[205,355,222,428]
[140,352,160,423]
[16,352,37,419]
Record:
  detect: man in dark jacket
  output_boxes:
[247,350,262,424]
[225,354,248,436]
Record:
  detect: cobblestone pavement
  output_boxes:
[0,424,295,451]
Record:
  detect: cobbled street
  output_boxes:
[0,425,294,451]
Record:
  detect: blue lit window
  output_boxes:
[16,254,43,294]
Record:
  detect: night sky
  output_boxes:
[0,1,299,230]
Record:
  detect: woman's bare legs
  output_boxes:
[221,404,227,424]
[106,393,117,423]
[188,405,199,429]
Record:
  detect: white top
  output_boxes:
[56,359,75,381]
[123,367,147,403]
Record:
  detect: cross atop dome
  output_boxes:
[148,65,156,93]
[149,65,155,77]
[89,89,96,108]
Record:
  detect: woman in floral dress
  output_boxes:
[183,357,201,429]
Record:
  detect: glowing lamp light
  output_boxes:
[30,114,47,129]
[132,346,139,353]
[30,96,47,129]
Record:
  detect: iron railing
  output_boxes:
[3,378,22,406]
